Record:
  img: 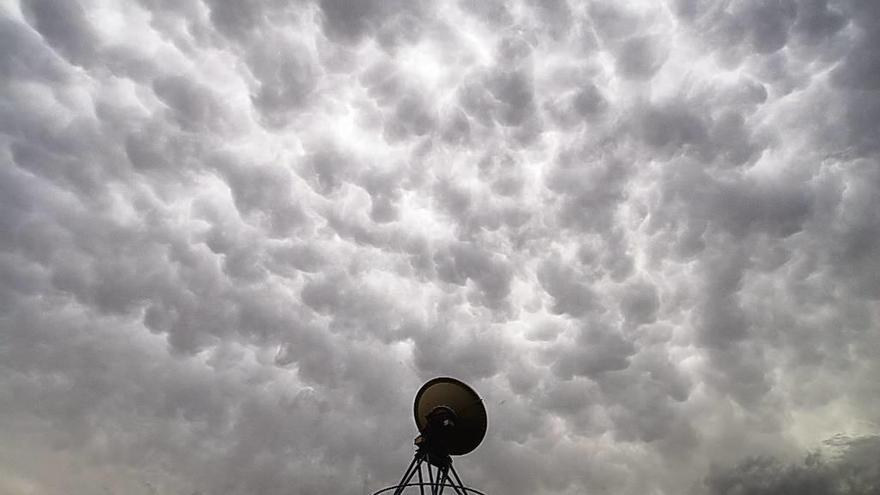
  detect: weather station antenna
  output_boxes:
[371,377,489,495]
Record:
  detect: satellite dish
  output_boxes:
[371,377,488,495]
[413,377,487,456]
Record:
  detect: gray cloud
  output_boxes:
[704,435,880,495]
[246,34,319,127]
[1,0,879,494]
[21,0,98,67]
[615,35,669,80]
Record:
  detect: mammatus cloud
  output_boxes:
[705,434,880,495]
[0,0,878,494]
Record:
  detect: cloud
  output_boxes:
[1,0,879,494]
[704,435,880,495]
[21,0,98,66]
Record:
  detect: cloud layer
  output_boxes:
[1,0,878,494]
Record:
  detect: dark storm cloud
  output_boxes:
[21,0,98,66]
[384,91,437,140]
[439,106,473,145]
[153,75,226,131]
[318,0,427,42]
[2,0,880,494]
[619,281,659,326]
[434,241,514,308]
[537,257,597,317]
[246,34,319,127]
[548,324,635,379]
[0,16,68,81]
[544,82,607,128]
[615,35,669,80]
[457,66,539,130]
[704,435,880,495]
[546,143,631,234]
[206,0,266,39]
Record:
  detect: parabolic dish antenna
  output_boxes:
[371,377,488,495]
[413,377,487,456]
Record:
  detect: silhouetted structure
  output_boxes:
[373,377,488,495]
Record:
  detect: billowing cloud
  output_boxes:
[1,0,878,494]
[704,435,880,495]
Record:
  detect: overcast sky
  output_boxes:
[1,0,879,494]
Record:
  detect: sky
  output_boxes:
[0,0,879,494]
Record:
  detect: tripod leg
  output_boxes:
[436,467,448,495]
[426,460,436,495]
[417,461,425,495]
[392,454,423,495]
[446,464,468,495]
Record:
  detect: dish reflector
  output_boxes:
[413,377,487,456]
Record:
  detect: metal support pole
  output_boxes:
[426,457,435,494]
[436,467,448,495]
[446,464,469,495]
[371,448,487,495]
[416,461,425,495]
[392,454,422,495]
